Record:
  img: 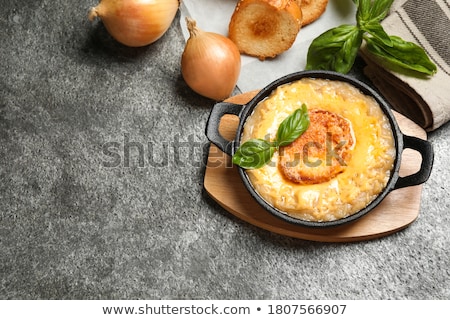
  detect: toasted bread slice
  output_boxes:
[228,0,302,60]
[279,109,355,185]
[296,0,329,26]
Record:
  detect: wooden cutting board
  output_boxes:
[204,91,428,242]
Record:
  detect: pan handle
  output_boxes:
[394,135,434,189]
[205,102,243,156]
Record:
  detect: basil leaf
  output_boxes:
[356,0,372,23]
[357,0,393,47]
[369,0,394,21]
[232,139,276,170]
[365,35,437,75]
[360,21,392,47]
[276,104,310,147]
[357,0,393,24]
[306,25,363,74]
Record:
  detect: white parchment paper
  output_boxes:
[179,0,357,93]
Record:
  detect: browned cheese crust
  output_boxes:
[279,109,354,185]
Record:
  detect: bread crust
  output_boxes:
[228,0,302,60]
[279,109,355,185]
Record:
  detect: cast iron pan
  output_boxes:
[206,71,434,228]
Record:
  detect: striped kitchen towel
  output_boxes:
[361,0,450,131]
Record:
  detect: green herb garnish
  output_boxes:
[232,138,276,170]
[232,104,310,170]
[305,0,437,75]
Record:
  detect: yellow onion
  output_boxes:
[181,17,241,101]
[88,0,179,47]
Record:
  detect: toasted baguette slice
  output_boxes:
[296,0,329,26]
[228,0,302,60]
[279,109,355,185]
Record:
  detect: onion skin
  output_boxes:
[181,18,241,101]
[89,0,179,47]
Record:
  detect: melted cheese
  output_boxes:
[241,78,396,222]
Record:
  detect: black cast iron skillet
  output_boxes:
[205,71,434,228]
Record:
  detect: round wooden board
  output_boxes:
[204,91,428,242]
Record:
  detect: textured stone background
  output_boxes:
[1,0,449,299]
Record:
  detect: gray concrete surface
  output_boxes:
[1,0,449,299]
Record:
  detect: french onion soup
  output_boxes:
[240,78,396,222]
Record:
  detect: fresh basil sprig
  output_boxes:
[306,0,437,75]
[232,104,310,170]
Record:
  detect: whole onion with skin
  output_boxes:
[88,0,180,47]
[181,17,241,101]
